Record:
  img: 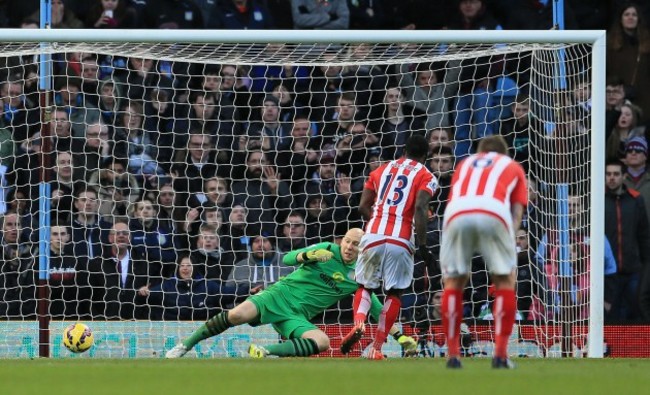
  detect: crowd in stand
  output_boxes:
[0,0,649,325]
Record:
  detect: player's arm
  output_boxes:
[358,188,376,221]
[511,203,525,233]
[282,242,334,266]
[510,163,528,232]
[414,189,434,265]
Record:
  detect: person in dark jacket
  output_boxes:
[209,0,275,29]
[605,159,650,321]
[149,255,221,320]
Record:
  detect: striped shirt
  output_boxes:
[444,152,527,229]
[364,158,437,242]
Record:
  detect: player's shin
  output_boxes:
[182,311,233,349]
[353,288,372,324]
[264,338,320,357]
[492,289,516,359]
[441,289,463,358]
[373,294,401,351]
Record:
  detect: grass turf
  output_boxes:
[1,358,648,395]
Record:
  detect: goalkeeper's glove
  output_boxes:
[301,248,334,262]
[394,332,418,357]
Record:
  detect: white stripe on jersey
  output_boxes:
[451,157,472,200]
[482,155,511,197]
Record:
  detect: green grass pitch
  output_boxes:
[1,358,648,395]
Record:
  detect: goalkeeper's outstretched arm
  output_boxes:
[283,242,335,265]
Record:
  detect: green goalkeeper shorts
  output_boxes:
[248,287,318,339]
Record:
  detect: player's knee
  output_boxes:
[307,332,330,352]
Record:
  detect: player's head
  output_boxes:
[477,135,508,155]
[404,134,429,163]
[340,228,364,265]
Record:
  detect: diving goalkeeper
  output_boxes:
[166,228,417,358]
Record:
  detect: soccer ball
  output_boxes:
[63,323,94,353]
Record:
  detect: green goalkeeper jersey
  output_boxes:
[272,242,383,321]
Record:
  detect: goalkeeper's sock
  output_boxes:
[183,311,232,349]
[353,288,372,325]
[264,338,320,357]
[441,289,463,358]
[373,294,401,350]
[493,289,516,359]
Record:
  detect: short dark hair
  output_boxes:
[606,158,626,173]
[404,134,429,160]
[477,135,508,155]
[431,145,453,157]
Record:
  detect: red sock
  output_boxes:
[492,289,516,359]
[441,289,463,358]
[374,295,401,350]
[353,288,371,325]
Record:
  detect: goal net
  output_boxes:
[0,30,604,358]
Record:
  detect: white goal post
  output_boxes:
[0,29,605,358]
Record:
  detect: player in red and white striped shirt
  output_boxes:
[341,134,437,359]
[440,135,527,369]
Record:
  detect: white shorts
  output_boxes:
[355,234,414,291]
[440,212,516,277]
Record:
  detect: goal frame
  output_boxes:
[0,28,606,358]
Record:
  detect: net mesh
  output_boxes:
[0,41,594,358]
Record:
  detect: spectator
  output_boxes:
[231,150,292,235]
[223,233,293,305]
[156,182,184,233]
[88,157,141,218]
[500,95,533,171]
[249,95,291,158]
[277,115,320,197]
[291,0,349,29]
[70,185,111,261]
[428,145,454,218]
[322,91,360,139]
[45,220,91,319]
[277,211,308,253]
[28,0,84,29]
[148,254,221,320]
[190,224,234,282]
[223,203,250,263]
[335,122,379,179]
[370,86,424,160]
[97,79,122,126]
[73,122,112,182]
[606,102,646,161]
[444,0,503,30]
[0,212,33,318]
[140,0,204,29]
[347,0,385,29]
[501,0,577,30]
[305,155,338,207]
[171,133,219,201]
[53,76,100,138]
[623,137,650,226]
[605,75,628,136]
[209,0,275,29]
[88,218,151,319]
[605,159,650,322]
[426,127,453,156]
[394,60,461,131]
[128,198,176,279]
[0,79,40,143]
[50,152,75,220]
[304,194,335,244]
[85,0,138,29]
[49,108,77,153]
[607,3,650,123]
[114,101,162,177]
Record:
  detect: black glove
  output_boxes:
[298,6,309,14]
[329,13,339,21]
